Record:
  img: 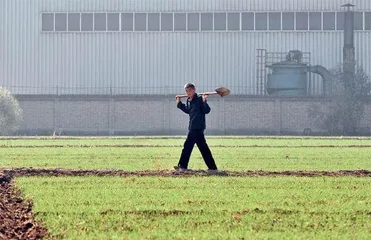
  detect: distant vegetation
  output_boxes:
[309,66,371,135]
[0,87,23,135]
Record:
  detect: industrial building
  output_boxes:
[1,0,371,134]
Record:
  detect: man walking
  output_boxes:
[174,83,218,171]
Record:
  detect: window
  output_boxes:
[174,13,186,31]
[338,12,364,30]
[45,11,370,33]
[68,13,80,31]
[187,13,199,31]
[323,12,335,30]
[255,12,267,30]
[94,13,106,31]
[337,12,345,30]
[214,13,226,31]
[227,13,240,31]
[269,12,281,30]
[81,13,93,31]
[201,13,213,31]
[148,13,160,31]
[296,12,308,30]
[55,13,67,31]
[354,12,363,30]
[135,13,146,31]
[121,13,133,31]
[42,13,54,31]
[309,12,321,30]
[282,12,294,30]
[107,13,119,31]
[161,13,173,31]
[241,12,254,30]
[366,12,371,30]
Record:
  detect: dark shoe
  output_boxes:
[174,165,188,171]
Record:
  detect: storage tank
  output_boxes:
[267,51,309,96]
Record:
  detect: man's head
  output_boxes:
[184,83,196,98]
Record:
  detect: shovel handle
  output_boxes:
[176,92,217,99]
[202,92,218,96]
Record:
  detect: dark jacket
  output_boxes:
[177,93,211,131]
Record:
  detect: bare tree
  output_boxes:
[308,66,371,135]
[0,87,23,135]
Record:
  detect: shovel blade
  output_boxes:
[215,87,231,97]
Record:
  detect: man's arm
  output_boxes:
[177,101,190,114]
[201,95,211,114]
[176,96,190,114]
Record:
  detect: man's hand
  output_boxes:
[202,94,208,103]
[175,95,181,103]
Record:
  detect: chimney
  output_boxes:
[342,3,355,75]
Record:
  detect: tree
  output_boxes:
[0,87,23,135]
[308,66,371,135]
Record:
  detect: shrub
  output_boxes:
[0,87,23,135]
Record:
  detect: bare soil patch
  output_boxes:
[2,144,371,148]
[0,171,48,240]
[2,168,371,178]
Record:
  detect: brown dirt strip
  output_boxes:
[2,136,371,140]
[2,168,371,177]
[2,144,371,148]
[0,171,48,240]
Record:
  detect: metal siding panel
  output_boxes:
[0,1,8,89]
[1,0,371,95]
[0,1,5,88]
[35,0,371,12]
[3,0,40,94]
[356,32,371,76]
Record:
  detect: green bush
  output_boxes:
[0,87,23,135]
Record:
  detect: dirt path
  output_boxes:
[2,144,371,148]
[2,136,371,140]
[3,168,371,177]
[0,171,48,240]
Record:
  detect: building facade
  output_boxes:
[1,0,371,135]
[1,0,371,95]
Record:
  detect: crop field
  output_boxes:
[1,136,371,239]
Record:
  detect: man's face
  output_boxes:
[185,87,196,98]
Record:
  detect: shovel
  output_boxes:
[176,87,230,99]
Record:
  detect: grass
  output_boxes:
[16,176,371,240]
[4,137,371,239]
[1,138,371,171]
[2,137,371,147]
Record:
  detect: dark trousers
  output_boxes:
[178,130,218,170]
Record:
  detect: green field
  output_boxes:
[1,137,371,171]
[17,176,371,239]
[2,137,371,239]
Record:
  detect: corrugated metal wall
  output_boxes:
[0,0,370,95]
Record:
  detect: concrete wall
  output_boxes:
[16,95,371,136]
